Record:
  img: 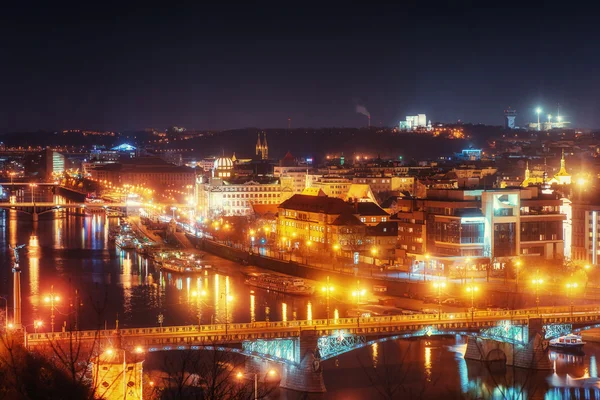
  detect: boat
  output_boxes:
[549,334,586,351]
[244,273,314,296]
[116,235,137,250]
[161,260,211,274]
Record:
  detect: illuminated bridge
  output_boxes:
[0,201,190,220]
[24,305,600,392]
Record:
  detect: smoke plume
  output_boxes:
[355,105,370,117]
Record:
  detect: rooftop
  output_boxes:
[279,194,355,215]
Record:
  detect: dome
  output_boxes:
[214,157,233,170]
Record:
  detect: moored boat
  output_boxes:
[549,334,585,351]
[116,235,137,250]
[244,273,314,296]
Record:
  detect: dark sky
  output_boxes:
[1,4,598,132]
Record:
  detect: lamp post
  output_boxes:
[352,281,366,328]
[192,290,207,328]
[566,282,578,319]
[220,292,233,335]
[29,183,37,203]
[424,254,430,282]
[514,260,521,293]
[465,280,478,324]
[305,240,312,264]
[170,206,177,221]
[43,285,60,333]
[577,177,587,201]
[236,369,278,400]
[321,276,334,325]
[536,107,542,131]
[433,282,446,320]
[532,277,543,315]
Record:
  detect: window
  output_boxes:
[371,217,377,222]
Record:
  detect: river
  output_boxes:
[2,208,600,399]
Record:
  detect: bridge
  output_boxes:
[23,305,600,393]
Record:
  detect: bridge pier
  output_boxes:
[280,330,326,393]
[32,212,38,222]
[464,318,552,370]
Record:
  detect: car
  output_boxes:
[422,296,440,304]
[421,308,438,314]
[441,298,458,305]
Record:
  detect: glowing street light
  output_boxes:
[465,281,479,323]
[33,320,43,333]
[536,107,542,131]
[352,281,366,328]
[433,282,446,320]
[321,276,334,325]
[566,282,579,319]
[43,285,60,333]
[532,277,544,314]
[515,260,522,293]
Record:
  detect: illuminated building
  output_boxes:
[504,108,517,129]
[197,156,292,217]
[44,148,65,178]
[391,187,564,271]
[274,152,313,194]
[255,132,269,160]
[399,114,427,130]
[92,349,143,400]
[311,176,352,198]
[352,176,416,196]
[571,200,600,264]
[277,194,397,261]
[548,149,571,185]
[457,149,482,161]
[88,157,195,189]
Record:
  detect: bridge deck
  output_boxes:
[25,305,600,349]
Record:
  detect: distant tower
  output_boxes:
[255,132,268,160]
[288,117,291,130]
[504,107,517,129]
[255,133,262,158]
[262,132,268,159]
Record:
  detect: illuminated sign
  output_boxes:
[461,217,485,224]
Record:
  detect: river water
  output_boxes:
[1,208,600,399]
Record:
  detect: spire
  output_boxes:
[262,132,268,159]
[525,160,530,181]
[255,133,262,156]
[557,148,568,175]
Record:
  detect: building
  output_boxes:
[44,148,65,179]
[311,176,352,198]
[390,187,565,273]
[92,349,143,400]
[197,156,292,217]
[277,194,397,262]
[504,108,517,129]
[399,114,429,130]
[571,199,600,265]
[88,157,196,190]
[274,152,312,194]
[548,150,571,185]
[352,176,418,196]
[255,132,269,160]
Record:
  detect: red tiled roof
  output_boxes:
[279,194,354,215]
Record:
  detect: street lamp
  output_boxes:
[43,285,60,333]
[566,282,578,319]
[532,277,543,314]
[465,281,479,323]
[191,290,207,328]
[33,319,43,333]
[236,369,279,400]
[29,183,37,203]
[352,281,366,328]
[424,253,430,282]
[220,293,233,335]
[321,276,334,325]
[536,107,542,131]
[514,260,521,293]
[170,206,177,220]
[433,282,446,320]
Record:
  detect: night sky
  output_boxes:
[1,4,598,132]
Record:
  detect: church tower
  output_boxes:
[262,132,268,159]
[255,133,262,158]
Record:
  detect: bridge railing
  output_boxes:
[26,305,600,343]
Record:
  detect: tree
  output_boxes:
[0,333,92,399]
[151,346,279,400]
